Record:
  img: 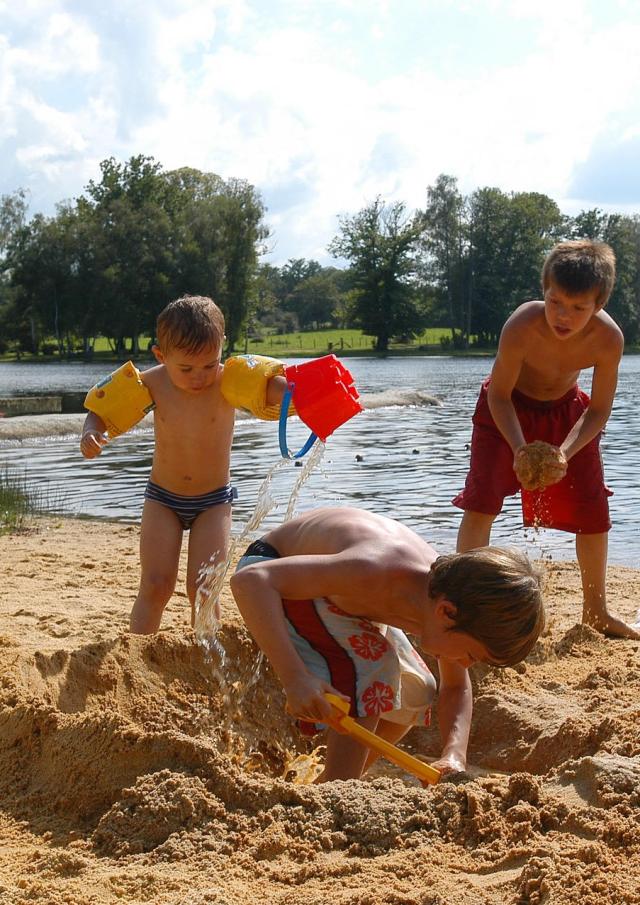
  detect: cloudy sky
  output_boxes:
[2,0,640,265]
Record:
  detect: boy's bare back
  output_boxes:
[261,507,436,627]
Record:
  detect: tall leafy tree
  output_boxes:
[0,190,30,350]
[215,178,269,352]
[165,168,268,352]
[270,259,343,329]
[329,198,425,353]
[287,271,341,329]
[280,258,323,296]
[568,208,610,241]
[504,192,564,304]
[418,175,467,343]
[8,210,84,354]
[0,189,28,259]
[603,214,640,343]
[466,189,563,344]
[83,155,174,353]
[164,167,227,303]
[467,186,512,344]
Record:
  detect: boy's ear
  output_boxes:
[434,598,458,627]
[152,344,164,364]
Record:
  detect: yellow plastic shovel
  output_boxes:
[324,693,440,785]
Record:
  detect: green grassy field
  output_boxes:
[243,327,454,355]
[88,327,455,357]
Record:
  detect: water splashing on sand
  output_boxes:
[193,441,326,700]
[284,441,326,522]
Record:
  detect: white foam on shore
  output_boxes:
[0,413,88,441]
[0,390,440,442]
[362,389,441,409]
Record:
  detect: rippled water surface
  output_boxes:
[1,356,639,566]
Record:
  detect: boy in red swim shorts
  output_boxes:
[453,239,639,640]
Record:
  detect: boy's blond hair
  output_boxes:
[429,546,545,666]
[156,295,225,355]
[542,240,616,308]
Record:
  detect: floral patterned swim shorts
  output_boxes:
[236,547,436,733]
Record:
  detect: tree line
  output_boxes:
[1,160,639,357]
[0,157,267,356]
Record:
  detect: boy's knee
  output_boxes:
[139,573,175,606]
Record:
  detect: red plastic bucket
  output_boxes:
[284,354,363,442]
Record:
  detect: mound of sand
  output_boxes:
[1,518,639,904]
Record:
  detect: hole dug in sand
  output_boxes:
[2,619,640,904]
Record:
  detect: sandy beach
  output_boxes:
[1,516,640,904]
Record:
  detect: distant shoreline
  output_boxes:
[2,346,640,366]
[0,348,497,364]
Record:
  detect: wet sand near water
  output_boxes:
[1,517,640,904]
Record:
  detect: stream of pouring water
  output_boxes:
[192,441,326,699]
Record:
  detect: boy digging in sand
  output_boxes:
[231,506,544,782]
[80,294,286,634]
[453,239,638,640]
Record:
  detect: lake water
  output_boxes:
[1,356,638,567]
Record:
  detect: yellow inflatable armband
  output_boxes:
[84,361,155,439]
[221,354,293,421]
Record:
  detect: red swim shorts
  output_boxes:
[452,380,612,534]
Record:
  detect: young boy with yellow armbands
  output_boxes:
[82,295,363,634]
[81,294,291,634]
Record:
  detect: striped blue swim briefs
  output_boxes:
[144,479,238,530]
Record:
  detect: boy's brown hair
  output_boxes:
[541,240,616,308]
[156,295,225,355]
[429,546,545,666]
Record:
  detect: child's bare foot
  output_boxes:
[582,611,640,641]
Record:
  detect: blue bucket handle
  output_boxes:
[278,387,318,459]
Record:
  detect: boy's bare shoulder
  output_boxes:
[139,364,165,391]
[506,301,545,326]
[593,307,624,338]
[500,302,546,343]
[592,309,624,360]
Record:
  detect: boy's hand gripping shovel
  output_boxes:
[324,693,440,785]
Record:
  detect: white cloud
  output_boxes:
[1,0,640,263]
[7,11,100,77]
[154,1,219,59]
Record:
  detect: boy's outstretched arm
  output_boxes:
[266,373,287,408]
[230,562,341,724]
[430,658,472,775]
[80,411,108,459]
[486,318,528,455]
[560,333,623,461]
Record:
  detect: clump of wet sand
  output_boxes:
[1,518,640,904]
[515,441,566,491]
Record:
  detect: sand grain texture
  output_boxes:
[1,518,639,904]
